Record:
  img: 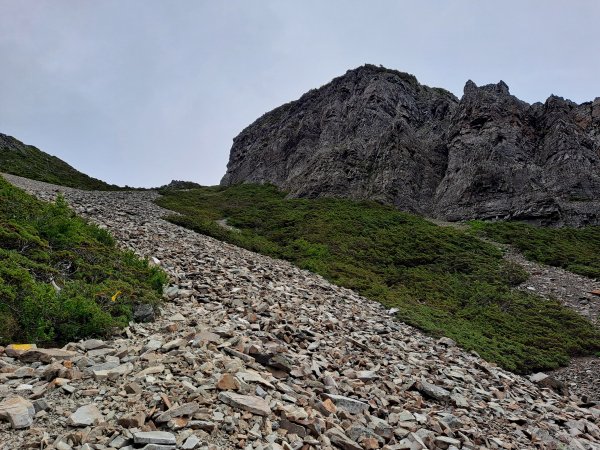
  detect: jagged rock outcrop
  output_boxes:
[159,180,204,191]
[222,65,600,226]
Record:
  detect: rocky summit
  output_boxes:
[221,64,600,226]
[1,173,599,449]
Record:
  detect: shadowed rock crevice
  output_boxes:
[222,64,600,226]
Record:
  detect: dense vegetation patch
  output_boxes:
[0,133,120,190]
[470,221,600,279]
[156,184,600,374]
[0,177,166,345]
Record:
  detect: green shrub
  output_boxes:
[470,221,600,279]
[0,176,167,345]
[157,184,600,373]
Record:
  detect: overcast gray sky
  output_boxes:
[1,1,599,187]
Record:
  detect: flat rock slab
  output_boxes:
[156,402,199,423]
[81,339,107,350]
[134,431,176,445]
[4,344,37,358]
[323,394,369,415]
[0,396,35,429]
[218,392,271,416]
[530,372,549,383]
[418,380,451,402]
[19,348,77,363]
[235,370,274,388]
[182,435,201,449]
[68,404,103,427]
[139,445,176,450]
[93,362,134,381]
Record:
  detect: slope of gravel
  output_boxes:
[431,218,600,405]
[504,249,599,326]
[1,173,599,450]
[503,248,600,405]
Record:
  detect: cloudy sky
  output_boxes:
[1,1,599,187]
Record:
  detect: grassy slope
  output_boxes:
[0,176,167,345]
[156,184,600,374]
[0,133,120,190]
[471,221,600,279]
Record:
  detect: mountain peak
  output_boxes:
[222,66,600,226]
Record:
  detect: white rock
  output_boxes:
[68,404,103,427]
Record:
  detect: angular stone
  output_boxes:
[11,367,35,378]
[5,344,37,358]
[279,419,307,437]
[161,338,187,351]
[323,394,369,414]
[189,420,216,432]
[417,380,451,402]
[193,331,221,345]
[450,393,468,408]
[133,431,177,445]
[33,399,50,413]
[435,436,461,447]
[139,445,176,450]
[156,402,199,423]
[82,339,107,350]
[86,361,119,375]
[530,373,548,383]
[325,427,362,450]
[87,347,115,358]
[133,303,155,323]
[135,364,165,378]
[235,370,274,388]
[93,362,134,380]
[362,437,380,449]
[118,411,146,428]
[437,337,456,347]
[142,339,163,352]
[318,398,337,415]
[109,435,131,448]
[356,370,378,381]
[124,382,143,394]
[217,373,240,390]
[182,435,201,449]
[530,373,567,394]
[218,392,271,416]
[68,404,103,427]
[0,396,35,429]
[20,348,77,363]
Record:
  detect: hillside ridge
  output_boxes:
[222,64,600,226]
[0,133,119,190]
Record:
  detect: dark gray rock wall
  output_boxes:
[221,65,600,226]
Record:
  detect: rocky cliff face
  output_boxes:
[221,65,600,226]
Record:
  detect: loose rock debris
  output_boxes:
[1,173,599,449]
